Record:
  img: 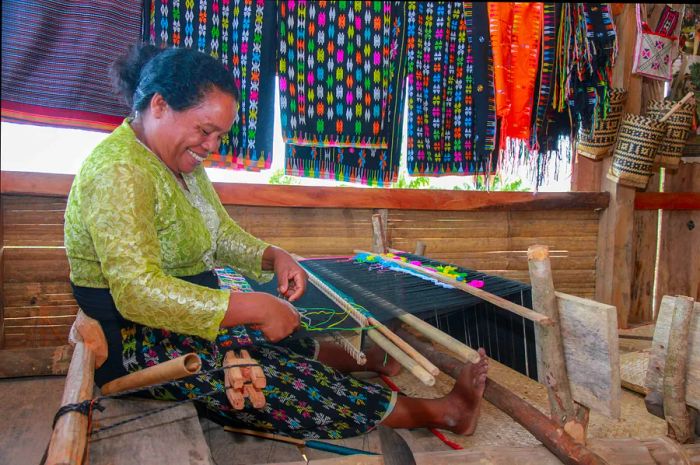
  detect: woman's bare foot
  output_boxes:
[444,348,488,435]
[365,343,401,376]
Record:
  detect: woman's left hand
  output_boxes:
[263,246,308,302]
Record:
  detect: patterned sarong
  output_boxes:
[406,1,496,176]
[147,0,277,171]
[279,1,408,186]
[1,1,142,131]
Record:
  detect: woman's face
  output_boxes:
[148,87,237,174]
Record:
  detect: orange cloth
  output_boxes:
[488,2,543,146]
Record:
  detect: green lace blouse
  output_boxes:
[64,119,272,341]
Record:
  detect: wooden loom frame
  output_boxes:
[44,241,625,465]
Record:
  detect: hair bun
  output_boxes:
[111,44,164,107]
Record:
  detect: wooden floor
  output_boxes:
[0,348,671,465]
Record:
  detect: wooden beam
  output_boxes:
[528,245,587,440]
[635,192,700,210]
[1,171,610,211]
[395,328,610,465]
[663,296,695,443]
[595,161,636,328]
[645,296,700,412]
[1,192,5,349]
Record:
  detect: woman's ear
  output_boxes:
[149,93,168,119]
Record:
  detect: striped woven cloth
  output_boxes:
[1,0,142,131]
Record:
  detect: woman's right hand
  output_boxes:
[221,292,301,342]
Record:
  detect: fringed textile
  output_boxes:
[487,2,543,148]
[147,0,277,171]
[567,3,617,132]
[406,2,496,176]
[279,1,408,186]
[0,0,142,131]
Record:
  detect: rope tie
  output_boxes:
[53,399,105,428]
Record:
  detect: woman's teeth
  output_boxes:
[187,149,207,163]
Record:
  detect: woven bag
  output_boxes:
[646,98,696,169]
[607,114,667,189]
[577,89,628,160]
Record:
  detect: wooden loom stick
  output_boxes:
[354,250,553,326]
[662,295,695,443]
[299,258,435,385]
[100,353,202,396]
[395,328,611,465]
[45,341,95,465]
[367,316,440,376]
[395,312,481,364]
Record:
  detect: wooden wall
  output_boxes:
[1,171,607,350]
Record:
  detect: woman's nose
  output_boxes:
[201,135,219,153]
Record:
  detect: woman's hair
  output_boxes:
[111,44,239,112]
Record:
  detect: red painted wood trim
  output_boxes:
[1,171,609,211]
[635,192,700,210]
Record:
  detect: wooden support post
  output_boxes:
[663,295,695,443]
[414,240,426,256]
[395,328,610,465]
[528,245,588,442]
[45,341,95,465]
[371,213,387,254]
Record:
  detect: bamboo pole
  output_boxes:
[367,316,439,376]
[100,353,201,396]
[45,341,95,465]
[662,295,695,443]
[528,245,587,442]
[298,258,435,385]
[366,328,435,386]
[394,312,480,364]
[659,91,695,123]
[395,328,610,465]
[354,250,553,326]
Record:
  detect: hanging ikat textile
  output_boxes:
[1,1,142,131]
[406,2,497,176]
[147,0,277,171]
[279,1,408,186]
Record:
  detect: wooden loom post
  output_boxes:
[45,340,95,465]
[371,212,388,254]
[528,245,589,443]
[662,295,695,443]
[395,328,610,465]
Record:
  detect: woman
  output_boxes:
[64,44,488,439]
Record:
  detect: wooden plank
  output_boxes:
[2,172,610,211]
[630,172,661,324]
[89,398,213,465]
[555,292,621,418]
[1,192,5,348]
[4,304,79,319]
[645,296,700,411]
[595,165,636,328]
[0,345,73,378]
[635,192,700,210]
[655,163,700,314]
[4,327,71,349]
[3,281,75,307]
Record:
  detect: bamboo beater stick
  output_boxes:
[354,250,553,326]
[294,255,436,385]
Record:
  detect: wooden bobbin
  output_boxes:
[224,350,266,410]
